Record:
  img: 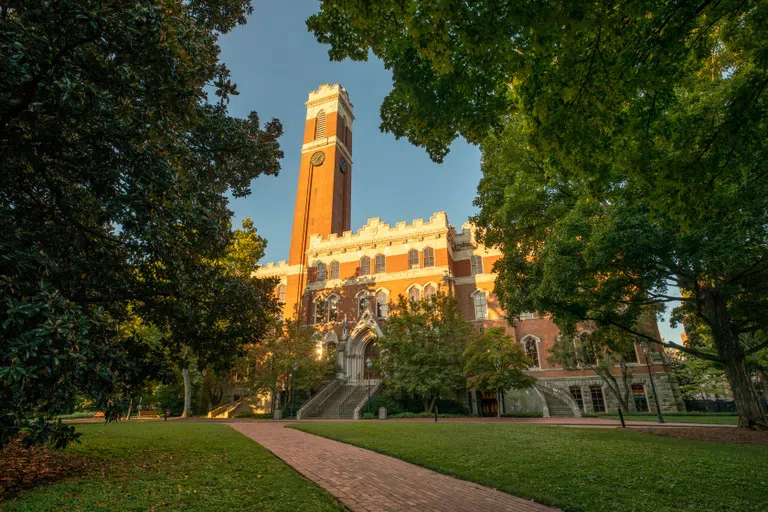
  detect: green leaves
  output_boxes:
[1,1,283,446]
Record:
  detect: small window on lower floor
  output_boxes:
[569,386,584,411]
[632,384,648,412]
[590,385,606,413]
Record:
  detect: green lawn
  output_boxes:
[292,422,767,512]
[603,414,739,425]
[2,422,343,511]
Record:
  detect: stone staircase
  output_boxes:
[535,382,582,418]
[302,381,377,419]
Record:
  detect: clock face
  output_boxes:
[340,157,348,174]
[310,151,325,166]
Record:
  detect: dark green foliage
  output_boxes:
[1,1,283,445]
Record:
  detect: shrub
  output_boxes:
[54,411,96,420]
[389,412,472,419]
[501,411,543,418]
[361,412,377,419]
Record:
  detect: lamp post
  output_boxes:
[365,357,373,415]
[290,362,298,419]
[641,343,664,423]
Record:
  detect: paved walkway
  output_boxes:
[230,421,558,512]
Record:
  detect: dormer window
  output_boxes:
[471,255,483,275]
[423,247,434,267]
[316,262,327,281]
[408,249,419,269]
[374,254,386,274]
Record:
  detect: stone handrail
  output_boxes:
[534,380,583,418]
[296,378,345,420]
[353,380,384,420]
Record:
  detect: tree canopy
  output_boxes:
[375,293,471,412]
[1,0,282,445]
[307,0,768,428]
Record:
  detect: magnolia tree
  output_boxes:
[307,1,768,429]
[1,0,282,446]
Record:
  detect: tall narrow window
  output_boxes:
[424,284,437,300]
[374,254,386,274]
[408,286,421,302]
[523,337,540,368]
[328,295,339,322]
[590,386,606,413]
[569,387,584,411]
[316,262,327,281]
[632,384,649,412]
[473,292,488,320]
[329,260,340,280]
[359,256,370,276]
[376,291,388,318]
[408,249,419,269]
[314,299,327,325]
[471,255,483,275]
[315,110,326,139]
[624,345,639,363]
[276,284,286,303]
[339,116,347,144]
[423,247,434,267]
[358,294,370,318]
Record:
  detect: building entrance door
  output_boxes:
[364,341,379,379]
[479,391,498,417]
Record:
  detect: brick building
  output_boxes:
[256,84,684,419]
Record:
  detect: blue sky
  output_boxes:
[217,1,683,344]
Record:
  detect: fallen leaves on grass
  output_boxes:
[635,426,768,444]
[0,440,94,501]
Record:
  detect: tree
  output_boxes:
[307,1,768,429]
[245,317,331,414]
[549,327,642,413]
[375,293,471,412]
[1,0,283,445]
[463,327,534,417]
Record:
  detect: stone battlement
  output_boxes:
[308,212,452,251]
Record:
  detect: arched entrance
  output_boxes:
[364,341,379,379]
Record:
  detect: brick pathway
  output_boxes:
[229,421,557,512]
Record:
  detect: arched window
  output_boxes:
[339,116,347,144]
[329,260,340,280]
[328,295,339,322]
[473,291,488,320]
[314,298,327,324]
[523,336,540,368]
[408,249,420,269]
[357,293,371,318]
[376,290,388,318]
[315,110,326,139]
[374,254,386,274]
[423,247,435,267]
[471,255,483,275]
[359,256,371,276]
[424,284,437,300]
[276,284,286,303]
[316,262,327,281]
[408,286,421,302]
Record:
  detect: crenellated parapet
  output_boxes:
[255,260,298,279]
[307,212,451,256]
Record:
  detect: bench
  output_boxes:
[139,410,160,418]
[94,411,105,419]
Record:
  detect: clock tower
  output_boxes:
[288,83,353,267]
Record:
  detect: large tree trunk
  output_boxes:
[704,291,767,429]
[722,355,767,429]
[125,397,133,421]
[181,362,192,418]
[496,389,502,418]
